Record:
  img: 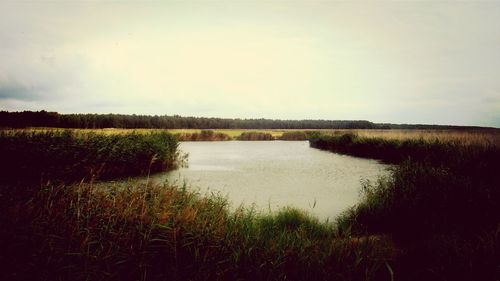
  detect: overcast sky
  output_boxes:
[0,1,499,127]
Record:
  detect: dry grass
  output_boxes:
[1,128,286,138]
[5,128,498,146]
[324,129,500,147]
[1,180,397,281]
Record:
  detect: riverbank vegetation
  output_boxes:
[310,133,500,280]
[5,127,498,144]
[175,129,232,141]
[0,180,395,281]
[237,131,274,140]
[278,131,309,140]
[1,129,499,280]
[0,130,180,184]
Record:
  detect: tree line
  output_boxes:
[0,110,492,130]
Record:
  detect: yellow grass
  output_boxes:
[2,127,499,146]
[325,129,500,146]
[0,128,287,138]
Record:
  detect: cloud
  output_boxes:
[0,81,40,101]
[0,1,499,127]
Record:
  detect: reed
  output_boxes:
[322,129,500,147]
[0,130,180,184]
[175,130,232,141]
[310,133,500,280]
[0,181,396,281]
[237,131,275,141]
[279,131,309,141]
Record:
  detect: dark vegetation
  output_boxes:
[1,110,494,130]
[0,130,179,184]
[1,128,499,280]
[0,131,395,281]
[0,182,395,281]
[175,129,232,141]
[237,131,274,140]
[310,133,500,280]
[279,131,311,141]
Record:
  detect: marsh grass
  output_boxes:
[4,128,499,145]
[0,181,396,281]
[175,130,232,141]
[2,129,499,280]
[323,129,500,147]
[279,131,309,140]
[311,133,500,280]
[0,130,179,184]
[237,131,275,141]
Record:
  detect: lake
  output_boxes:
[150,141,391,221]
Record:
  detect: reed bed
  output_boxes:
[3,128,498,145]
[310,133,500,280]
[278,131,309,141]
[237,132,275,141]
[0,130,180,184]
[0,181,396,281]
[324,129,500,147]
[175,130,232,141]
[2,129,499,280]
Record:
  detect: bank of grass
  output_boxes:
[2,128,287,139]
[237,131,275,140]
[323,129,500,147]
[0,130,396,280]
[0,130,180,184]
[0,180,396,281]
[311,133,500,280]
[175,129,232,141]
[3,128,499,145]
[279,131,309,140]
[2,129,499,280]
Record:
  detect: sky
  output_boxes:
[0,1,499,127]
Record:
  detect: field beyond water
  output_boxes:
[0,128,499,280]
[2,127,500,144]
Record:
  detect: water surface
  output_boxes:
[152,141,391,221]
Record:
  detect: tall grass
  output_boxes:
[0,130,180,184]
[309,132,498,164]
[322,129,500,147]
[237,131,274,141]
[175,130,232,141]
[0,181,396,281]
[279,131,309,141]
[311,133,500,280]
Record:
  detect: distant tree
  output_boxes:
[0,110,493,130]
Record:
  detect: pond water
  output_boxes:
[150,141,391,221]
